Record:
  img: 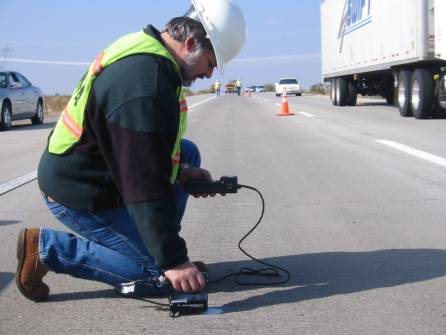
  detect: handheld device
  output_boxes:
[168,272,209,317]
[183,176,238,194]
[169,291,208,317]
[115,272,209,318]
[116,176,291,317]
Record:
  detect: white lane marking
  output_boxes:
[376,139,446,168]
[188,96,216,111]
[298,111,315,118]
[0,171,37,196]
[0,95,218,196]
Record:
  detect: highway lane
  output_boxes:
[278,93,446,159]
[0,119,55,186]
[180,93,446,334]
[1,93,446,334]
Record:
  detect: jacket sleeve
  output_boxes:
[104,105,188,269]
[126,198,189,269]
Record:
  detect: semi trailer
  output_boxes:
[320,0,446,119]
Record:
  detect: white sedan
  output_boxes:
[0,71,45,130]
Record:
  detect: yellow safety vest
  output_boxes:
[48,31,188,183]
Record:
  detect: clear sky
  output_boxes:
[0,0,321,95]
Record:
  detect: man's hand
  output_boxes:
[179,167,216,198]
[164,261,206,292]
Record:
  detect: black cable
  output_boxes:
[209,184,291,286]
[118,183,291,308]
[116,291,169,307]
[115,279,170,306]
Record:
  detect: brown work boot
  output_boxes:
[16,228,50,301]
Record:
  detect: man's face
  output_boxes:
[180,48,216,87]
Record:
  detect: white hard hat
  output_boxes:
[185,0,246,74]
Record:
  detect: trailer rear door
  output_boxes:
[435,0,446,59]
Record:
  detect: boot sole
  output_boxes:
[16,228,46,302]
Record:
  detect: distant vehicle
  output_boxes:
[244,86,255,93]
[255,85,265,92]
[275,78,302,96]
[321,0,446,119]
[0,71,45,130]
[225,80,236,94]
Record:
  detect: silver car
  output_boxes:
[0,71,45,130]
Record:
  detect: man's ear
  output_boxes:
[184,37,197,53]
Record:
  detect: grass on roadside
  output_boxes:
[44,95,70,116]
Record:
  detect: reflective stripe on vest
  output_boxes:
[48,31,187,183]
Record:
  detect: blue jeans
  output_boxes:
[39,139,201,294]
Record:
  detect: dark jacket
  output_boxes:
[38,25,188,269]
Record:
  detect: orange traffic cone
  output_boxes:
[277,90,294,116]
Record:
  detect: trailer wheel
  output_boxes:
[397,70,413,117]
[433,75,446,118]
[330,78,338,105]
[347,80,357,106]
[411,69,433,119]
[336,77,347,106]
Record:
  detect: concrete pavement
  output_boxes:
[1,93,446,334]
